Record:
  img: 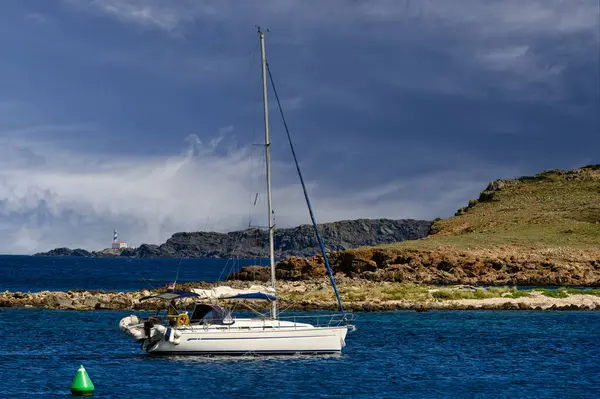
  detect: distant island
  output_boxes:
[8,165,600,312]
[34,218,432,259]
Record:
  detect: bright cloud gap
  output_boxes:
[0,133,487,254]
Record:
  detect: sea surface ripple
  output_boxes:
[0,309,598,398]
[0,256,599,398]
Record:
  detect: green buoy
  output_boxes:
[70,365,95,396]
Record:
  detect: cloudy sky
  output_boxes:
[0,0,598,254]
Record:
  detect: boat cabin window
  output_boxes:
[190,304,213,322]
[190,304,234,325]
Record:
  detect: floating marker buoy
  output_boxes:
[70,365,95,396]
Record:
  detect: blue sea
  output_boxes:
[0,255,264,292]
[1,255,599,398]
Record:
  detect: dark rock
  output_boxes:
[35,218,431,259]
[149,218,431,259]
[414,304,429,312]
[131,244,163,258]
[34,247,92,257]
[119,248,137,257]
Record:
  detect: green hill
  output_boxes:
[395,164,600,251]
[231,165,600,286]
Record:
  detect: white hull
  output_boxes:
[148,326,348,355]
[121,316,350,355]
[148,319,347,355]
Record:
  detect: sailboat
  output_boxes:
[119,28,354,355]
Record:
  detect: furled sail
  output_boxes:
[140,290,200,302]
[191,285,276,301]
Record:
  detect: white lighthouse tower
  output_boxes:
[112,228,128,249]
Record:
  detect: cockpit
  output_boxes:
[140,290,234,327]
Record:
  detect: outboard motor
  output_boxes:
[144,319,154,338]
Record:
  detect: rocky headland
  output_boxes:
[34,218,431,259]
[12,165,598,312]
[35,247,126,257]
[231,165,600,287]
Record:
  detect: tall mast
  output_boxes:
[259,27,277,319]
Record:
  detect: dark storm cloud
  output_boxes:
[0,0,597,252]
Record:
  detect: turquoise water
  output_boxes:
[0,309,598,398]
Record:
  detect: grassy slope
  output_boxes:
[314,165,600,286]
[230,165,600,286]
[383,165,600,253]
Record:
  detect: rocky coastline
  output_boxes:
[229,246,600,287]
[2,279,599,312]
[19,166,600,312]
[33,218,431,258]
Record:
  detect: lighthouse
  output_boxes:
[111,228,128,249]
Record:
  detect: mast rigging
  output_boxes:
[258,26,277,319]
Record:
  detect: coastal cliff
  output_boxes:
[31,165,600,290]
[9,165,599,313]
[34,218,431,259]
[229,165,600,286]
